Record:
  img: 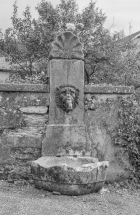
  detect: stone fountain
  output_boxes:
[31,31,109,195]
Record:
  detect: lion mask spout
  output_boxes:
[55,85,79,113]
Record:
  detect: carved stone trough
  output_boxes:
[31,156,109,195]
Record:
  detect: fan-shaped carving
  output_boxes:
[49,31,84,60]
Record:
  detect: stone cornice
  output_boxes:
[84,85,134,94]
[0,83,49,92]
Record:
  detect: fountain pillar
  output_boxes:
[42,59,90,156]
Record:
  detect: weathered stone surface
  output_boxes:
[0,71,9,82]
[0,164,14,180]
[6,162,32,181]
[42,125,90,156]
[49,31,84,60]
[48,60,84,124]
[0,92,49,109]
[0,83,49,92]
[0,108,22,129]
[0,84,49,182]
[0,129,43,171]
[0,137,15,164]
[2,131,43,148]
[43,59,86,157]
[11,147,41,161]
[0,92,49,129]
[85,85,134,94]
[19,106,48,114]
[85,94,132,180]
[31,156,108,195]
[22,114,48,129]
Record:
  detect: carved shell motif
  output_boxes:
[49,31,84,60]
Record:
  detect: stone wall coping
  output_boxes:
[0,83,134,94]
[0,83,49,92]
[84,85,134,94]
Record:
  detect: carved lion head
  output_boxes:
[55,85,79,112]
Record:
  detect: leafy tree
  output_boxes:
[0,1,47,76]
[1,0,139,85]
[111,34,140,86]
[36,0,78,32]
[56,0,78,30]
[0,0,122,82]
[36,0,113,83]
[36,0,134,85]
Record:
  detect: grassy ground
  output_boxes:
[0,181,140,215]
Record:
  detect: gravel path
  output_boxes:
[0,181,140,215]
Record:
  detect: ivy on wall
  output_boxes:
[115,95,140,183]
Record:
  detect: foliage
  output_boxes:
[6,72,48,84]
[34,0,140,85]
[88,31,140,85]
[114,40,140,86]
[0,0,140,85]
[115,95,140,183]
[56,0,78,30]
[0,2,48,76]
[36,0,78,33]
[36,0,112,83]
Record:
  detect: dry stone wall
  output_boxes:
[0,83,49,183]
[0,83,134,183]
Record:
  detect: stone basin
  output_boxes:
[31,156,109,196]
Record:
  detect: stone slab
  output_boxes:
[22,114,48,129]
[19,106,48,114]
[2,131,43,148]
[0,83,49,92]
[42,124,90,156]
[48,60,85,124]
[11,147,41,161]
[84,85,134,94]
